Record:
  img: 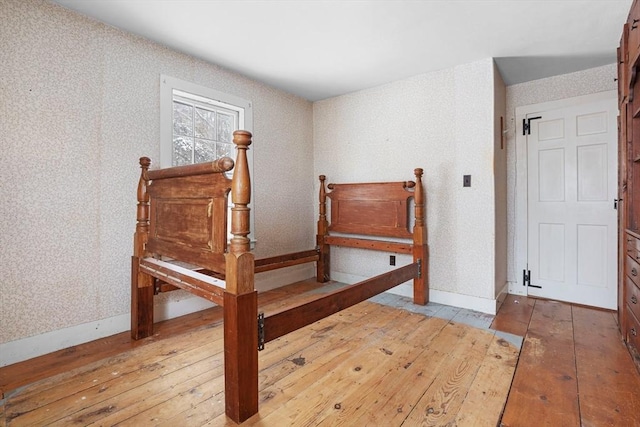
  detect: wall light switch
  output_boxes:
[463,175,471,187]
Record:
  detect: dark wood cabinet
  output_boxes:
[618,0,640,372]
[625,231,640,364]
[628,1,640,63]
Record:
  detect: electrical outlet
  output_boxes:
[390,255,396,266]
[463,175,471,187]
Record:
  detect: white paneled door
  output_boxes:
[527,94,618,309]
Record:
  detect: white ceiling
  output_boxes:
[52,0,632,101]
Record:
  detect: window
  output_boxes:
[160,75,254,240]
[160,75,253,168]
[171,91,238,166]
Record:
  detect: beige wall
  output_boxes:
[313,58,504,313]
[1,0,314,363]
[494,63,508,298]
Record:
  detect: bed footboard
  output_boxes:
[316,168,429,305]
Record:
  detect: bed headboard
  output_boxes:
[134,131,253,274]
[321,176,419,239]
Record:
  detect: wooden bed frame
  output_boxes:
[131,130,429,423]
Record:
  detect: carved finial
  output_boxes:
[139,156,151,167]
[233,130,252,150]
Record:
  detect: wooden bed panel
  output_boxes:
[146,173,231,272]
[327,181,415,238]
[152,198,215,246]
[147,199,227,270]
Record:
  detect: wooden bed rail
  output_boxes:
[146,156,234,180]
[254,249,320,273]
[139,258,225,305]
[261,262,420,345]
[146,249,320,296]
[322,236,413,254]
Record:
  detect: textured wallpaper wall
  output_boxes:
[504,65,618,285]
[313,58,500,304]
[0,0,314,345]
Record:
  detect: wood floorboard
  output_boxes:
[253,309,415,425]
[572,305,640,426]
[500,299,580,426]
[314,316,449,425]
[7,329,224,426]
[243,306,411,425]
[2,282,639,426]
[454,334,519,426]
[490,294,535,337]
[401,323,496,425]
[351,320,472,425]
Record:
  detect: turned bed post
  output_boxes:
[224,130,258,423]
[412,168,429,305]
[316,175,330,282]
[131,157,154,339]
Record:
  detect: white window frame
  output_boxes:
[160,75,255,242]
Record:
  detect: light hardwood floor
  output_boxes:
[1,281,639,426]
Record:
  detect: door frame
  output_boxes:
[513,90,618,297]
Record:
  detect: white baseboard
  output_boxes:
[330,272,499,315]
[0,264,315,367]
[1,313,131,367]
[425,288,498,315]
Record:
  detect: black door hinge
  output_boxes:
[522,116,542,135]
[523,269,541,288]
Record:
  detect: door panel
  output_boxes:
[538,148,565,201]
[538,223,565,282]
